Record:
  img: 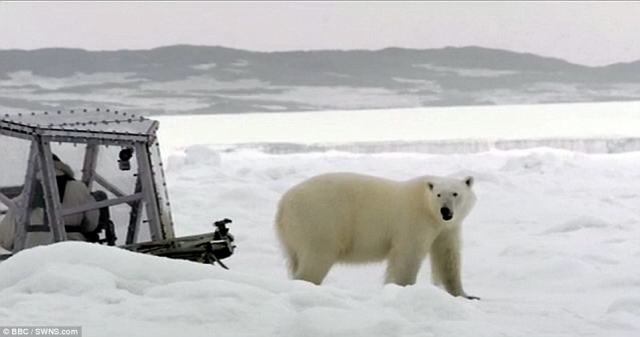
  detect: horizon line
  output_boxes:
[1,44,632,68]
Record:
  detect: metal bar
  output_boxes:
[135,142,164,241]
[49,137,138,147]
[145,120,160,138]
[126,177,144,244]
[27,225,83,233]
[0,126,142,145]
[81,143,99,189]
[42,130,150,143]
[150,141,175,239]
[94,173,139,210]
[60,192,143,216]
[94,173,127,198]
[36,137,66,242]
[0,127,36,141]
[0,192,15,209]
[13,142,39,252]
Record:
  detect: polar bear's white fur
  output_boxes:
[275,172,478,299]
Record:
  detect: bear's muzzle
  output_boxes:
[440,207,453,221]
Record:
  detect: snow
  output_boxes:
[2,71,142,90]
[414,64,519,77]
[1,101,640,336]
[152,101,640,151]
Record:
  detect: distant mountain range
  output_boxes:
[1,45,640,115]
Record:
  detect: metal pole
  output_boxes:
[81,143,99,189]
[126,176,144,244]
[150,141,175,239]
[134,142,163,241]
[94,173,128,199]
[36,137,67,242]
[0,192,15,209]
[12,141,38,252]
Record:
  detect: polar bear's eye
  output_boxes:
[453,193,458,197]
[437,194,441,198]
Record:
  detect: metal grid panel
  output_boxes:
[1,109,159,143]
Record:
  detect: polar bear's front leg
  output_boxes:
[430,227,479,300]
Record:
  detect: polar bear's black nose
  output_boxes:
[440,207,453,221]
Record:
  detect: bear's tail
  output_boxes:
[275,201,299,277]
[282,246,299,277]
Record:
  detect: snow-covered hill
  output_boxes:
[2,46,640,115]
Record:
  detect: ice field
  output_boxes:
[1,101,640,337]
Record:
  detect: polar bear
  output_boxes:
[275,172,478,299]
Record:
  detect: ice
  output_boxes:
[1,101,640,336]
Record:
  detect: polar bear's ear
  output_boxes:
[464,176,474,188]
[426,181,434,191]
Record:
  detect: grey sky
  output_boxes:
[1,2,640,66]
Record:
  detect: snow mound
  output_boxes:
[0,242,496,337]
[544,216,612,234]
[603,297,640,332]
[166,145,222,171]
[500,149,575,173]
[607,297,640,316]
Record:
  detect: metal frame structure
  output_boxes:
[0,109,175,253]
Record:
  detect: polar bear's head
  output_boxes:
[425,176,476,223]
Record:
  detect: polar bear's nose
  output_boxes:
[440,207,453,221]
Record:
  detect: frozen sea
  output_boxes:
[1,101,640,337]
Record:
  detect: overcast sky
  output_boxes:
[1,2,640,66]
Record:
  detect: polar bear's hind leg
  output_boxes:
[293,252,336,285]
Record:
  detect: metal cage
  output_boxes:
[0,109,175,252]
